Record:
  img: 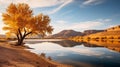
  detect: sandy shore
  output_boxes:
[0,42,72,67]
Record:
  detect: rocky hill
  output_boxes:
[83,30,104,35]
[84,25,120,39]
[48,30,84,38]
[70,25,120,41]
[47,29,104,38]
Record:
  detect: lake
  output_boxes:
[25,39,120,67]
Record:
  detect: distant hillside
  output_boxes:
[47,29,105,38]
[48,30,84,38]
[70,25,120,42]
[83,30,104,35]
[0,34,6,38]
[84,25,120,39]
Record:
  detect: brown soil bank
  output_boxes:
[0,42,72,67]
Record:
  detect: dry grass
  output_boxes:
[0,42,73,67]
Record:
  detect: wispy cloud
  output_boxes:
[97,18,112,22]
[25,0,67,8]
[48,0,73,14]
[71,21,103,29]
[81,0,105,7]
[0,0,73,14]
[52,19,111,34]
[0,0,72,8]
[59,10,73,16]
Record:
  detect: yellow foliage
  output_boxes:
[2,3,53,38]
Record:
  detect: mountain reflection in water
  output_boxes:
[83,40,120,52]
[25,39,120,67]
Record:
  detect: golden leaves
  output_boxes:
[2,3,53,38]
[7,3,17,15]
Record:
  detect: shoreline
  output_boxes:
[0,42,72,67]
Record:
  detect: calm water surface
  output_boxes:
[25,39,120,67]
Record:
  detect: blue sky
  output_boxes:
[0,0,120,34]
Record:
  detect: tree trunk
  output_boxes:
[16,29,32,46]
[16,34,26,46]
[17,38,24,46]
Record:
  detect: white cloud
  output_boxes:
[55,20,67,24]
[59,10,73,16]
[83,0,99,5]
[0,0,71,8]
[0,0,73,14]
[104,19,112,22]
[96,18,112,23]
[71,21,102,29]
[81,0,104,7]
[52,19,110,34]
[48,0,73,14]
[25,0,67,8]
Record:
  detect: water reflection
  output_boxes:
[25,39,82,47]
[25,39,120,67]
[84,40,120,52]
[51,40,82,47]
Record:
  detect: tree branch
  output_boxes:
[16,33,20,41]
[24,28,27,35]
[25,31,32,36]
[18,28,22,38]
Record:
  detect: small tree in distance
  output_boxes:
[2,3,53,46]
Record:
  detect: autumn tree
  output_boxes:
[2,3,53,46]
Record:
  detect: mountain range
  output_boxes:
[47,29,104,38]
